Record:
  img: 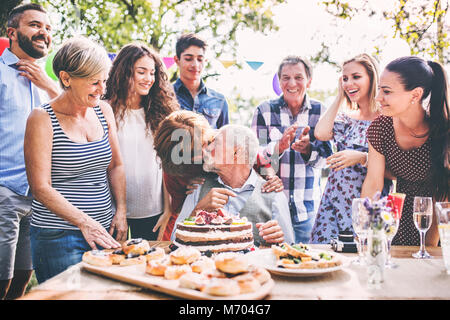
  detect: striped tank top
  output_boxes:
[31,103,113,230]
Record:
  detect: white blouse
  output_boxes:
[117,108,163,219]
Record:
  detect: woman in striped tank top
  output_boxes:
[24,37,127,283]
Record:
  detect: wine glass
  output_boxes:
[412,196,433,259]
[352,198,370,265]
[385,214,401,268]
[385,193,406,268]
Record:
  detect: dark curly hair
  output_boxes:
[103,43,179,134]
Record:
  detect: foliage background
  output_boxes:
[1,0,448,127]
[0,0,447,294]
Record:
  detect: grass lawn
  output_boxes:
[25,271,38,294]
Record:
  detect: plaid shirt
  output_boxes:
[251,94,332,222]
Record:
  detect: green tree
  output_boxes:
[320,0,449,64]
[0,0,24,36]
[32,0,284,56]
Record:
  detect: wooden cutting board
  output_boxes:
[81,262,274,300]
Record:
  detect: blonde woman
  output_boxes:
[311,53,392,244]
[24,36,127,283]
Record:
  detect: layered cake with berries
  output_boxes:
[173,210,254,253]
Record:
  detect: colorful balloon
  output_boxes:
[0,37,10,56]
[272,73,282,96]
[162,57,175,69]
[45,51,58,81]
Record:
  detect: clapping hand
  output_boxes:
[291,126,311,155]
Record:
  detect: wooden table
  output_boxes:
[20,243,449,300]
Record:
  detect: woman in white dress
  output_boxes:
[104,43,179,240]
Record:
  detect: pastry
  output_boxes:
[271,244,289,258]
[145,257,170,276]
[145,247,165,262]
[214,252,249,274]
[169,247,201,265]
[122,238,151,256]
[247,265,271,284]
[283,243,312,259]
[232,274,261,294]
[190,256,215,273]
[273,243,343,269]
[164,265,192,280]
[178,272,209,291]
[202,278,241,297]
[119,255,146,266]
[110,249,126,265]
[201,268,228,279]
[82,250,113,267]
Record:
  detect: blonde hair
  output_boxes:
[342,53,380,112]
[53,36,111,89]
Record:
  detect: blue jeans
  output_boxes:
[291,213,315,244]
[30,226,92,284]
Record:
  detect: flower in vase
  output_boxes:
[363,191,394,233]
[381,211,393,225]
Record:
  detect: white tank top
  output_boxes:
[117,108,163,219]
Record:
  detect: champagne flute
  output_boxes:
[385,193,406,268]
[412,196,433,259]
[385,215,400,268]
[352,198,370,265]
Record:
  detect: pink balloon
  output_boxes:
[162,57,175,69]
[272,73,282,96]
[0,37,10,56]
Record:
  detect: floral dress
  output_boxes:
[310,113,391,244]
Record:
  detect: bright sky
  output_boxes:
[206,0,449,103]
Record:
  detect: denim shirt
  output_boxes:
[0,49,47,196]
[173,78,229,129]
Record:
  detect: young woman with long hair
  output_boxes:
[103,43,179,240]
[362,56,449,246]
[311,53,392,244]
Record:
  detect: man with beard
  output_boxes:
[0,3,58,300]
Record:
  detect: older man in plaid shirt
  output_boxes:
[251,56,332,243]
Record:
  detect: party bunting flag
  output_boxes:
[108,53,117,61]
[163,57,175,69]
[245,60,264,71]
[219,60,236,69]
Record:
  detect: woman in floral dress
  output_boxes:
[362,56,448,246]
[311,54,392,244]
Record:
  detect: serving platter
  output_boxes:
[81,262,274,300]
[246,248,347,277]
